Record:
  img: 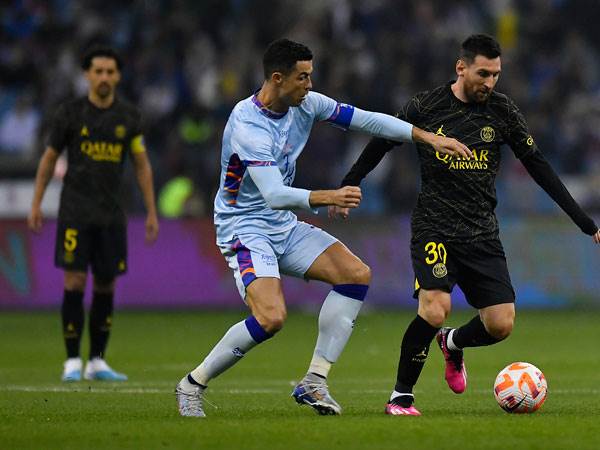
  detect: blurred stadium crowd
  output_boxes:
[1,0,599,216]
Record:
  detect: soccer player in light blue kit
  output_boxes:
[175,39,471,417]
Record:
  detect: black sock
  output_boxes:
[89,291,114,359]
[452,315,501,348]
[61,290,84,358]
[394,315,440,394]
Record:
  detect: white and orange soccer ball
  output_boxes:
[493,362,548,413]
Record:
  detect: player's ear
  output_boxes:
[271,72,283,85]
[456,59,466,77]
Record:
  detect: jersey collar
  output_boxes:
[251,91,288,120]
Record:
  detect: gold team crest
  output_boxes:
[480,126,495,142]
[115,125,127,139]
[432,262,447,278]
[80,126,89,137]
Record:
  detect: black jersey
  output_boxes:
[399,82,538,242]
[48,97,145,225]
[342,82,597,240]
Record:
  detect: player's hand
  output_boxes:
[145,213,159,244]
[593,228,600,244]
[27,206,43,233]
[332,186,361,208]
[429,134,473,160]
[328,205,351,220]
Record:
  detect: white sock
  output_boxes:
[390,390,414,401]
[189,318,265,386]
[178,374,204,392]
[446,328,461,351]
[309,289,364,378]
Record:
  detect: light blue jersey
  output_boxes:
[214,91,352,244]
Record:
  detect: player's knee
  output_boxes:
[486,317,514,340]
[420,300,448,327]
[256,309,287,334]
[419,292,450,327]
[64,272,87,291]
[93,275,115,293]
[423,309,447,328]
[348,262,371,285]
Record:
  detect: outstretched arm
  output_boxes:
[347,107,472,160]
[521,151,599,242]
[247,165,362,210]
[342,138,395,187]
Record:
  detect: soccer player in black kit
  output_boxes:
[333,34,600,415]
[28,47,159,382]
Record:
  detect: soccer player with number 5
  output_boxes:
[334,34,600,415]
[28,47,159,382]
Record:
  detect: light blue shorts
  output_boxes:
[218,221,338,300]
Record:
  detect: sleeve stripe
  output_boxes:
[244,160,277,167]
[131,134,146,153]
[326,103,355,128]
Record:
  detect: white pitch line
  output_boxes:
[0,385,282,395]
[1,385,599,395]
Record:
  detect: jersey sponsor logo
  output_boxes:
[260,254,277,266]
[480,126,495,142]
[435,124,489,170]
[80,126,89,137]
[436,148,489,170]
[80,140,123,162]
[115,125,127,139]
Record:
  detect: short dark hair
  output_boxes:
[81,46,123,71]
[460,34,501,63]
[263,38,312,79]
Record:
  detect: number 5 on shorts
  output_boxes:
[64,228,78,252]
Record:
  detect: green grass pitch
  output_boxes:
[1,310,599,450]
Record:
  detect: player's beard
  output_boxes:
[466,85,490,103]
[96,82,113,99]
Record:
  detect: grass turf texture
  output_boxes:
[1,310,599,450]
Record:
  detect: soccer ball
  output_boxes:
[493,362,548,413]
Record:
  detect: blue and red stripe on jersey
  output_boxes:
[223,153,245,205]
[231,239,257,287]
[223,154,276,205]
[327,103,355,129]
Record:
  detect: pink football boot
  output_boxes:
[436,327,467,394]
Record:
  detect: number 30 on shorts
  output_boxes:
[424,241,447,265]
[64,228,78,252]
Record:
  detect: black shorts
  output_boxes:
[410,236,515,309]
[55,221,127,279]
